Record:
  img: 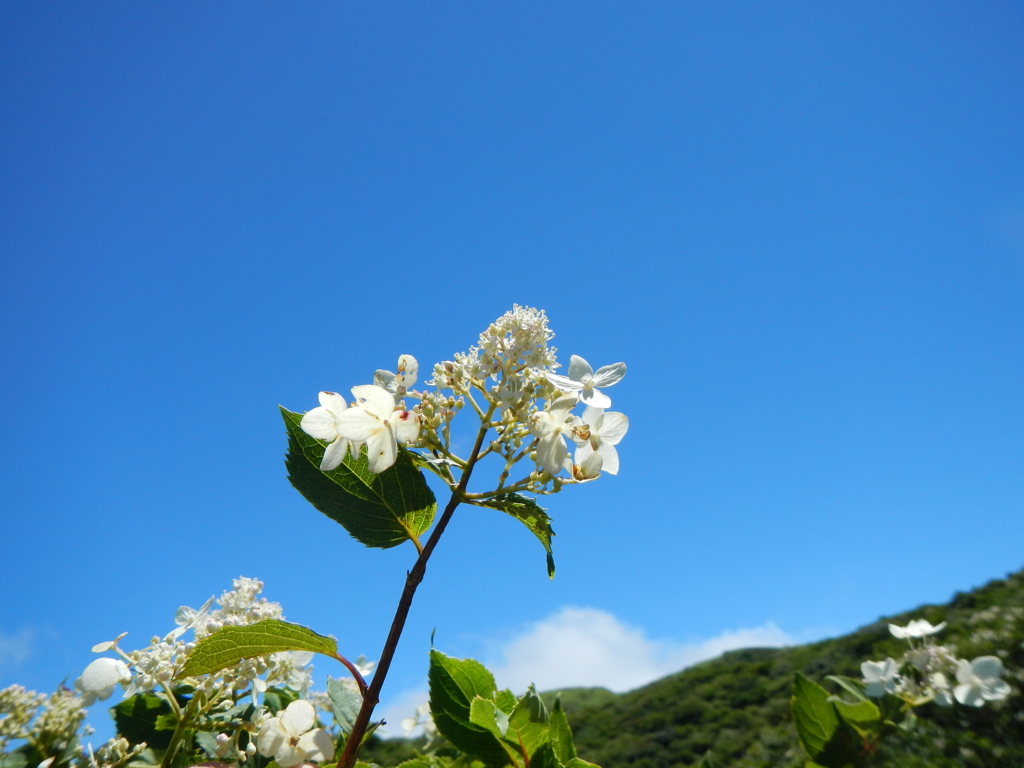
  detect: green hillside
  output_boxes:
[552,567,1024,768]
[365,566,1023,768]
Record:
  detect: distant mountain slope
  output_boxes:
[548,567,1024,768]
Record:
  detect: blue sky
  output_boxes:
[2,0,1023,739]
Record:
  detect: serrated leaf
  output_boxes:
[327,676,363,735]
[179,619,337,677]
[475,493,555,578]
[282,407,436,549]
[791,674,838,759]
[548,699,576,764]
[495,690,517,715]
[429,651,510,767]
[470,697,510,739]
[505,685,549,759]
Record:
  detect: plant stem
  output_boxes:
[160,689,202,768]
[337,406,496,768]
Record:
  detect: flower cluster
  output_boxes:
[861,619,1011,707]
[300,306,630,497]
[0,684,90,767]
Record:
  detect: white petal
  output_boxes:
[280,699,316,736]
[578,389,612,408]
[81,658,131,692]
[537,433,567,475]
[575,441,596,466]
[597,412,629,444]
[351,385,398,419]
[301,407,340,441]
[544,373,583,392]
[982,679,1011,701]
[955,684,984,707]
[567,355,593,381]
[374,369,397,390]
[257,718,286,758]
[596,443,620,475]
[298,729,335,763]
[888,624,909,639]
[274,744,305,768]
[318,391,348,413]
[955,659,974,685]
[549,394,579,420]
[365,427,398,473]
[388,410,421,444]
[529,412,556,439]
[970,656,1004,681]
[577,450,603,479]
[335,408,383,442]
[396,354,418,388]
[580,406,604,429]
[290,651,315,666]
[174,606,196,627]
[591,362,626,388]
[320,437,350,471]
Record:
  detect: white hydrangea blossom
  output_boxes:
[299,305,631,493]
[256,699,333,768]
[857,617,1011,710]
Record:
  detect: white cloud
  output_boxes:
[0,628,34,669]
[377,607,802,736]
[488,607,794,694]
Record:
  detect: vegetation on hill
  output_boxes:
[555,567,1024,767]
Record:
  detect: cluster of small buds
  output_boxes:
[30,688,89,751]
[0,684,48,751]
[90,736,146,768]
[861,619,1012,708]
[192,577,284,639]
[124,637,184,696]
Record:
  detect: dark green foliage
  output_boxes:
[112,693,177,750]
[556,567,1024,768]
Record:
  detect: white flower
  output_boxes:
[889,619,946,639]
[301,391,361,471]
[75,658,132,705]
[353,655,375,678]
[529,394,584,475]
[374,354,419,399]
[573,406,628,475]
[929,671,954,706]
[256,699,334,768]
[401,702,437,742]
[546,355,626,408]
[171,596,214,639]
[336,385,422,473]
[861,658,900,697]
[954,656,1011,707]
[564,451,604,482]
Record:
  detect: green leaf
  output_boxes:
[112,693,176,750]
[327,676,364,735]
[474,493,555,578]
[505,685,550,759]
[281,407,436,549]
[548,699,576,764]
[495,690,517,715]
[195,731,220,759]
[825,676,868,702]
[564,760,600,768]
[470,697,511,739]
[179,619,337,677]
[429,650,510,767]
[694,752,714,768]
[792,674,865,768]
[831,698,880,727]
[264,686,298,715]
[529,743,562,768]
[791,674,838,759]
[0,744,36,768]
